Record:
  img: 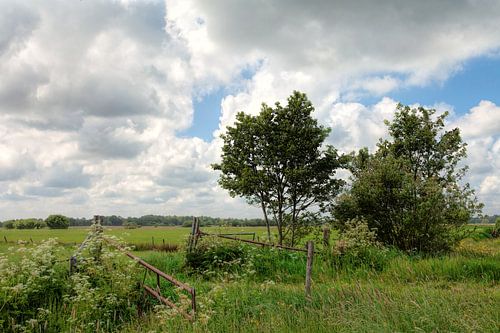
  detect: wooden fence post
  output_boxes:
[69,255,77,274]
[4,236,7,243]
[193,218,200,249]
[305,241,314,300]
[188,217,198,252]
[323,227,330,247]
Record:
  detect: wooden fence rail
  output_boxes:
[104,237,197,321]
[198,231,309,253]
[72,216,196,321]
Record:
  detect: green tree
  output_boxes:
[214,91,344,246]
[334,104,482,252]
[2,220,15,229]
[45,214,70,229]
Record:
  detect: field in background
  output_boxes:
[0,226,273,251]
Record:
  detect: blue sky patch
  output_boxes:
[388,55,500,115]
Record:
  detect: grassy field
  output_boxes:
[125,235,500,332]
[0,226,272,247]
[0,226,498,332]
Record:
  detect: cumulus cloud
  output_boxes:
[0,0,499,219]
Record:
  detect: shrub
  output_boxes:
[334,105,482,253]
[67,234,142,331]
[332,218,397,271]
[492,218,500,238]
[45,214,70,229]
[0,230,144,332]
[12,218,46,229]
[2,220,15,229]
[123,221,140,229]
[0,239,69,331]
[184,236,250,276]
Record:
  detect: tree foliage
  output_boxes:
[334,104,482,253]
[45,214,70,229]
[214,91,344,246]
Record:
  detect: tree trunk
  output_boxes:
[277,211,284,246]
[260,200,272,242]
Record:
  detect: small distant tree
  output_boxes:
[45,214,70,229]
[334,104,482,252]
[10,218,46,229]
[214,91,344,246]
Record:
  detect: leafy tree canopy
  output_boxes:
[45,214,70,229]
[334,104,482,253]
[214,91,344,246]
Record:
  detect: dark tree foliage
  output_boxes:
[334,104,482,253]
[45,214,70,229]
[65,215,266,227]
[214,91,344,246]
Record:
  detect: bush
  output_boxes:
[492,218,500,238]
[0,239,69,331]
[184,236,250,276]
[332,218,397,271]
[67,234,142,331]
[0,231,143,332]
[45,214,70,229]
[11,218,46,229]
[2,220,15,229]
[123,221,140,229]
[334,105,482,254]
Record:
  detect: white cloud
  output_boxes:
[0,0,499,219]
[453,101,500,138]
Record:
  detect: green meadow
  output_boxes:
[0,225,498,332]
[0,225,272,248]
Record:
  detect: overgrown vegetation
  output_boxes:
[1,218,46,229]
[0,226,498,332]
[45,214,70,229]
[334,104,482,253]
[0,232,142,332]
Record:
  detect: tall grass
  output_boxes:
[1,229,498,332]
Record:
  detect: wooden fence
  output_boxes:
[71,216,196,321]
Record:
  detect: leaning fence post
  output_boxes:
[191,287,196,319]
[305,241,314,300]
[3,236,7,243]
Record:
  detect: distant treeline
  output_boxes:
[67,215,268,227]
[2,214,495,228]
[469,215,499,224]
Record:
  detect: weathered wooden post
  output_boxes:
[188,217,198,252]
[305,241,314,300]
[193,218,200,249]
[69,255,77,274]
[94,215,103,262]
[3,236,7,243]
[323,227,330,247]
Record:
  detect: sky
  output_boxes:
[0,0,499,220]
